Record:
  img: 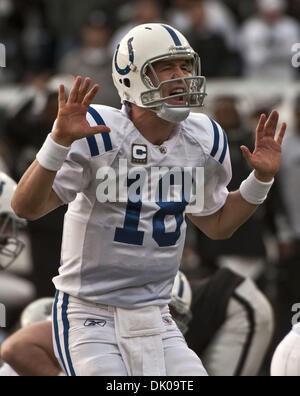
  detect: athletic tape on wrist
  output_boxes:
[240,171,274,205]
[36,134,71,171]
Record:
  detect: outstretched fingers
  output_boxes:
[264,110,279,137]
[256,114,266,142]
[67,76,82,104]
[82,84,99,107]
[276,122,287,146]
[58,84,66,108]
[77,78,91,103]
[240,145,252,163]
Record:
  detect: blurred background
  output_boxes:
[1,0,300,375]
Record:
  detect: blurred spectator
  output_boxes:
[0,0,55,82]
[0,0,25,82]
[58,11,120,108]
[185,97,290,282]
[0,140,11,174]
[43,0,118,59]
[184,2,242,78]
[278,95,300,303]
[167,0,238,50]
[221,0,257,23]
[4,75,70,299]
[193,96,267,279]
[239,0,300,80]
[109,0,164,56]
[4,72,61,178]
[166,0,193,32]
[287,0,300,22]
[0,105,11,173]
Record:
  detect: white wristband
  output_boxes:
[36,134,71,171]
[240,171,274,205]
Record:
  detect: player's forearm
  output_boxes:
[213,190,259,239]
[188,190,259,240]
[12,160,59,220]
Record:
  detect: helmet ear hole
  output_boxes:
[124,78,131,88]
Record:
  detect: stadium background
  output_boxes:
[1,0,300,376]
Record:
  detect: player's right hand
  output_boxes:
[52,76,111,147]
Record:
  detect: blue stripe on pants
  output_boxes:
[53,291,69,375]
[62,293,76,376]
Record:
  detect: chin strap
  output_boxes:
[156,104,190,123]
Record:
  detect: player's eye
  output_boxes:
[161,65,172,72]
[182,64,192,73]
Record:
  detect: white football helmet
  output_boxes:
[20,297,54,328]
[170,271,193,335]
[112,23,206,123]
[0,172,26,270]
[271,323,300,376]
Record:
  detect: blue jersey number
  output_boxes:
[114,174,188,247]
[114,199,187,247]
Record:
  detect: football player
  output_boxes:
[0,172,35,328]
[172,269,274,376]
[12,23,286,376]
[0,298,62,376]
[0,172,26,270]
[1,270,272,376]
[271,323,300,376]
[0,272,186,376]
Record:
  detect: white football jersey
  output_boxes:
[52,105,231,308]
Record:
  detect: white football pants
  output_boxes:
[52,291,207,376]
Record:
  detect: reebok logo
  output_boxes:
[84,319,107,327]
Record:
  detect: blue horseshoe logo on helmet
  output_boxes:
[114,37,134,76]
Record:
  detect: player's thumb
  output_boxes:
[240,145,252,163]
[89,125,111,136]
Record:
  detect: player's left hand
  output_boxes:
[240,110,287,182]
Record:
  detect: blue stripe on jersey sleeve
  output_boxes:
[210,119,228,164]
[86,136,100,157]
[87,106,113,155]
[219,130,228,164]
[210,119,220,158]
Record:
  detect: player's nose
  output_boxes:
[172,66,186,79]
